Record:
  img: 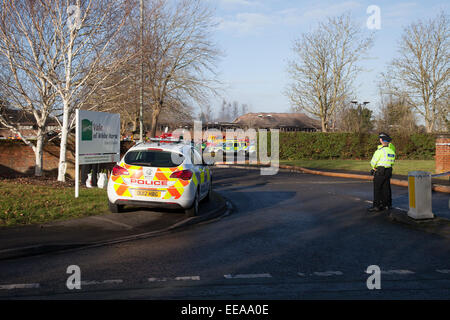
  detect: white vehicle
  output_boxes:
[107,139,212,216]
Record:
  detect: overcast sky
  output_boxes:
[207,0,448,118]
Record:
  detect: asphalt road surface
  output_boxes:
[0,167,449,299]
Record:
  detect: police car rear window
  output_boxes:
[124,150,184,168]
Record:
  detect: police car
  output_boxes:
[107,138,212,216]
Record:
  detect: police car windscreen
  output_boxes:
[124,150,184,167]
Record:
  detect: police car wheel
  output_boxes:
[108,200,124,213]
[185,189,199,217]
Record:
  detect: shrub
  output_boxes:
[260,132,435,160]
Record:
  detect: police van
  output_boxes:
[107,138,212,216]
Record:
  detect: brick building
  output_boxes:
[0,108,59,139]
[233,112,321,132]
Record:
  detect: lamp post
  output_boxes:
[139,0,144,142]
[351,100,370,107]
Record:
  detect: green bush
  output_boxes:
[261,132,436,160]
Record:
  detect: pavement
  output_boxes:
[0,191,228,260]
[0,167,449,299]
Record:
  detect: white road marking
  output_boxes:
[381,270,415,275]
[148,277,168,282]
[313,271,344,276]
[297,272,306,277]
[80,279,123,286]
[302,181,371,185]
[0,283,40,290]
[436,269,450,274]
[175,276,200,281]
[224,273,272,279]
[90,216,134,230]
[148,276,200,282]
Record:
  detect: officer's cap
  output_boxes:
[378,132,392,142]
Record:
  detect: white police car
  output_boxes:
[107,138,212,216]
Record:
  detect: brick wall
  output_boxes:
[0,140,75,178]
[0,140,135,179]
[436,134,450,173]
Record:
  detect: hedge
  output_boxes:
[269,132,436,160]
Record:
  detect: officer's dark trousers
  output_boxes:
[373,167,392,208]
[81,164,99,187]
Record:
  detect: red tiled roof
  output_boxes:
[233,112,321,129]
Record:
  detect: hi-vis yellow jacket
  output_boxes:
[377,142,396,153]
[370,146,396,169]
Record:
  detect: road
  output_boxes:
[0,167,449,299]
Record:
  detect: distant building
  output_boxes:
[123,112,321,140]
[0,108,59,139]
[233,112,321,132]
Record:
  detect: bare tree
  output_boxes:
[144,0,221,137]
[336,100,374,133]
[218,99,228,121]
[81,2,151,137]
[286,14,373,132]
[199,104,213,122]
[376,94,418,134]
[0,0,59,176]
[381,12,449,133]
[435,96,449,132]
[55,0,131,181]
[2,0,132,182]
[232,101,239,121]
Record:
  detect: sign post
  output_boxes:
[75,109,120,198]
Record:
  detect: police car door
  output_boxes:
[191,147,208,197]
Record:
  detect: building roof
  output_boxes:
[0,108,59,127]
[233,112,321,130]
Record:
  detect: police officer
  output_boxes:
[368,133,396,212]
[377,132,395,207]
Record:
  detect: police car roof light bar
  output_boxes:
[150,137,183,144]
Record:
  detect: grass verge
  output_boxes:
[279,159,437,177]
[0,181,109,227]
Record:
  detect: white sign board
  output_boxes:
[75,109,120,197]
[76,109,120,164]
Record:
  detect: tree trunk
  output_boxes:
[57,102,70,182]
[425,117,433,133]
[132,115,139,132]
[321,117,328,132]
[34,129,44,176]
[150,106,161,138]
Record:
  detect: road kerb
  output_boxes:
[214,163,450,193]
[388,208,450,239]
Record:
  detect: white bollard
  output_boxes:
[407,171,434,220]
